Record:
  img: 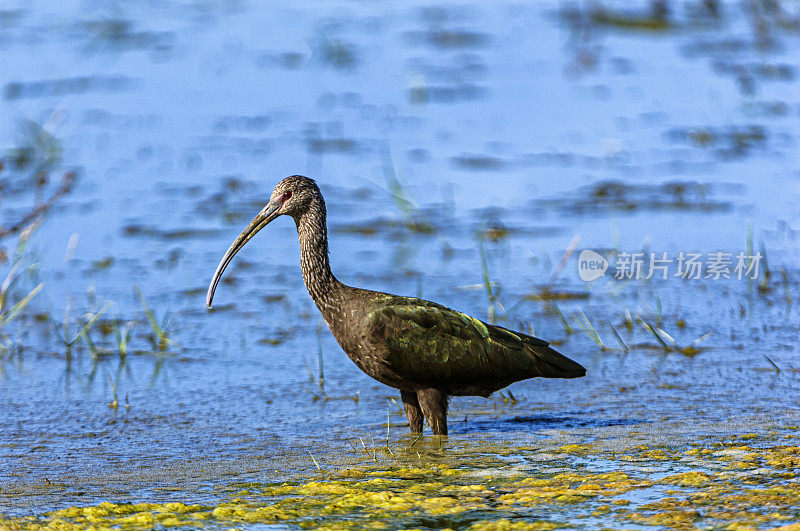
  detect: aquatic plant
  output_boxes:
[3,431,799,530]
[477,236,502,324]
[0,273,42,330]
[302,323,328,400]
[137,287,174,351]
[0,117,77,241]
[51,301,112,356]
[380,145,436,235]
[112,318,135,358]
[106,370,119,410]
[575,306,605,349]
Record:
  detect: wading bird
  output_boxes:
[207,176,586,435]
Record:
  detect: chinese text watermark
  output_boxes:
[578,250,762,281]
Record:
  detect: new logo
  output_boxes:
[578,250,608,281]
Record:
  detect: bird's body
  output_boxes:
[207,176,586,435]
[321,288,583,397]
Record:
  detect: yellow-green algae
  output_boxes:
[1,433,799,530]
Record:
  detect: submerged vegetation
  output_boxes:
[1,426,799,530]
[0,120,74,351]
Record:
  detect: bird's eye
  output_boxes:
[282,191,292,200]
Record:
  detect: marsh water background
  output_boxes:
[0,0,799,527]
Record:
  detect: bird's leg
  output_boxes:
[417,388,448,436]
[400,390,423,433]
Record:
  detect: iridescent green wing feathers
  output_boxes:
[366,295,584,394]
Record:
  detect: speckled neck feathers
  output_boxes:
[294,196,342,313]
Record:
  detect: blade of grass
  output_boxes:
[316,322,325,388]
[610,323,628,351]
[478,237,500,323]
[692,332,712,346]
[651,324,677,349]
[780,267,792,307]
[0,260,39,311]
[637,316,670,351]
[113,319,133,357]
[551,301,572,334]
[763,354,780,372]
[84,329,100,359]
[301,352,317,381]
[505,388,518,403]
[137,287,173,349]
[0,282,43,325]
[107,370,119,410]
[308,451,321,470]
[575,307,604,348]
[359,437,373,459]
[68,302,112,347]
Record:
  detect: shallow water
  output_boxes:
[0,0,799,528]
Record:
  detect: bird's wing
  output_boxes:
[366,295,582,394]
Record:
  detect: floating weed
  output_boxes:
[5,432,799,530]
[91,256,114,271]
[524,289,590,302]
[589,4,671,32]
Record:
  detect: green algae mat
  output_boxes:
[3,418,799,530]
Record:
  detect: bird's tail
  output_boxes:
[528,344,586,378]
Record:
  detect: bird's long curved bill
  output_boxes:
[206,201,281,308]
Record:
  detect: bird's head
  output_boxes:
[269,174,322,219]
[206,175,321,308]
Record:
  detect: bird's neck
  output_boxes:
[295,201,342,311]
